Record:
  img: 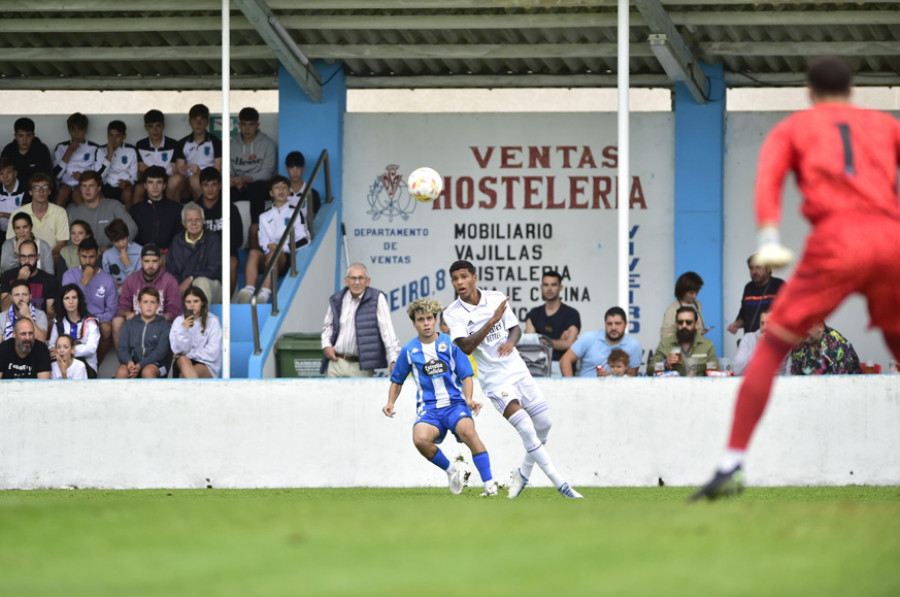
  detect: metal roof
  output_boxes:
[1,0,898,97]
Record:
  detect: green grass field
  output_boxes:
[1,486,898,596]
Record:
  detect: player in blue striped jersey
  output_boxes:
[383,297,498,496]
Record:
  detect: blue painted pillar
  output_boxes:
[673,62,726,354]
[278,61,346,291]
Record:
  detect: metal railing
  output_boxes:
[250,149,333,355]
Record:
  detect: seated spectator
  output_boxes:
[237,176,308,304]
[525,270,581,375]
[732,308,789,376]
[115,286,171,379]
[102,218,142,287]
[0,239,59,317]
[61,237,117,364]
[0,157,26,234]
[285,150,321,224]
[660,271,707,340]
[66,170,137,250]
[0,279,49,341]
[50,333,89,380]
[133,110,179,204]
[95,120,138,210]
[171,103,222,201]
[130,165,182,252]
[0,318,51,379]
[52,112,98,208]
[648,306,720,376]
[789,322,861,375]
[1,212,54,274]
[112,244,181,351]
[7,172,68,260]
[560,306,642,377]
[1,117,53,192]
[231,107,275,226]
[169,286,222,378]
[166,202,222,302]
[58,219,94,274]
[49,283,101,377]
[605,348,630,378]
[198,167,242,296]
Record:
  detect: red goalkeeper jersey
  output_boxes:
[755,102,900,226]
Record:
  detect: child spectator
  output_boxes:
[237,176,308,304]
[95,120,139,209]
[0,157,26,234]
[58,220,94,272]
[171,104,222,201]
[1,117,53,191]
[53,112,98,208]
[50,333,89,380]
[606,348,630,378]
[102,218,142,287]
[49,283,101,377]
[169,286,222,378]
[115,286,171,379]
[134,110,179,204]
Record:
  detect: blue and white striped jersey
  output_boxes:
[390,332,474,414]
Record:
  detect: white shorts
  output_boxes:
[483,376,548,417]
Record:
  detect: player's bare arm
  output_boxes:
[382,382,402,418]
[462,376,481,415]
[497,324,521,357]
[453,297,509,355]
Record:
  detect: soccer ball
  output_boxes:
[407,167,443,202]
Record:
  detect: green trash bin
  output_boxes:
[275,333,325,378]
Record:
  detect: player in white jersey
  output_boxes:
[383,297,498,496]
[442,260,582,499]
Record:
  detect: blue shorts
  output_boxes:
[414,402,473,444]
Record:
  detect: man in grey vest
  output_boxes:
[321,262,400,377]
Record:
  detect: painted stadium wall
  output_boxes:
[2,377,898,490]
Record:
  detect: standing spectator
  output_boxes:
[170,104,222,201]
[524,270,581,374]
[660,271,707,340]
[1,213,54,274]
[733,309,789,376]
[101,218,142,287]
[0,157,26,234]
[789,322,861,376]
[0,318,51,379]
[198,167,242,296]
[66,170,137,250]
[167,202,222,302]
[57,220,94,273]
[134,109,179,204]
[61,237,117,364]
[115,286,171,379]
[320,262,401,378]
[95,120,139,210]
[0,240,59,317]
[7,173,69,260]
[237,176,306,304]
[0,279,49,341]
[648,306,719,376]
[52,112,98,208]
[129,166,182,252]
[727,255,785,336]
[560,306,642,377]
[231,107,276,226]
[49,283,101,377]
[112,244,180,351]
[169,286,222,378]
[1,117,53,192]
[50,334,89,380]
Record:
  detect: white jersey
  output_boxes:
[96,144,139,186]
[443,288,531,391]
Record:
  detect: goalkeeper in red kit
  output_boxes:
[692,56,900,500]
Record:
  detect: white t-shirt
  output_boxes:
[443,288,530,390]
[51,358,88,380]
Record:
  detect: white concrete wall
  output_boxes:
[1,377,897,490]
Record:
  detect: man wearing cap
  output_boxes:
[111,243,181,353]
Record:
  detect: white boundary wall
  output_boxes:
[1,377,897,490]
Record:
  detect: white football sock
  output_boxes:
[520,407,552,480]
[508,409,564,488]
[718,449,745,473]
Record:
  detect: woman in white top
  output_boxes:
[49,283,101,377]
[170,286,222,378]
[51,333,89,380]
[659,271,707,341]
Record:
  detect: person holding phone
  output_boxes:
[169,285,221,378]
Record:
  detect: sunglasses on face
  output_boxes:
[676,319,695,326]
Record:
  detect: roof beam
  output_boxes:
[0,75,277,90]
[0,46,274,62]
[634,0,707,103]
[234,0,322,102]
